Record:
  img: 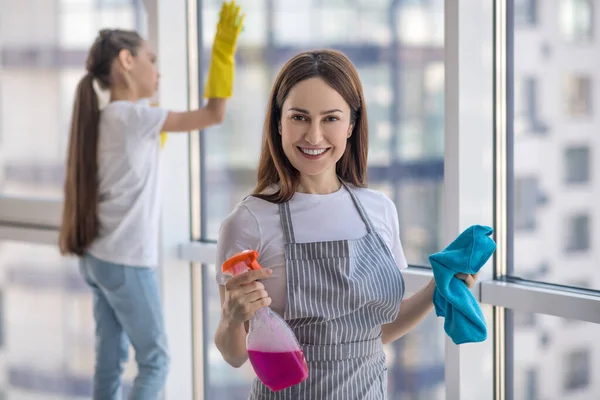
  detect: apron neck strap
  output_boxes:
[278,181,375,245]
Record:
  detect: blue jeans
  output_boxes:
[80,253,170,400]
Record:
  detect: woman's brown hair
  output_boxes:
[253,49,369,203]
[59,29,142,256]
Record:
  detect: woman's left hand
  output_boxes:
[455,272,479,289]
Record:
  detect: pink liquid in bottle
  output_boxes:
[248,349,309,392]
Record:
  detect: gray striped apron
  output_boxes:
[249,183,405,400]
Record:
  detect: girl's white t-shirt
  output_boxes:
[87,100,168,268]
[216,185,408,317]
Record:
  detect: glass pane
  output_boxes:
[202,264,256,400]
[387,292,444,400]
[564,146,590,184]
[512,1,598,288]
[462,304,495,400]
[513,312,599,399]
[563,75,592,117]
[0,1,142,198]
[397,182,443,266]
[0,240,136,398]
[200,0,445,266]
[515,0,538,27]
[559,0,594,43]
[202,266,446,399]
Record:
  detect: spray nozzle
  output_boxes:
[222,250,262,277]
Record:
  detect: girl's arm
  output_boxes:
[161,98,226,132]
[161,2,244,133]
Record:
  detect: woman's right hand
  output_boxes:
[222,268,272,326]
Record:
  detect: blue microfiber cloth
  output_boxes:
[430,225,496,345]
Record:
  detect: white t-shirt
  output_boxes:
[215,184,408,317]
[87,100,168,268]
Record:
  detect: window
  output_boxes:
[513,0,598,290]
[514,312,537,328]
[565,146,590,184]
[514,315,599,400]
[564,75,592,117]
[525,368,538,400]
[515,0,537,26]
[514,177,540,231]
[566,279,591,289]
[97,0,133,5]
[0,289,4,348]
[0,80,3,145]
[515,77,547,135]
[521,77,537,126]
[0,241,137,399]
[0,0,140,198]
[514,261,551,287]
[560,0,594,42]
[565,213,590,252]
[564,349,590,391]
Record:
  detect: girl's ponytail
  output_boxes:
[59,73,100,256]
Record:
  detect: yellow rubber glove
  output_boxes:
[151,103,168,149]
[204,1,245,98]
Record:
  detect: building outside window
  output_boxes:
[564,349,590,391]
[564,146,590,184]
[515,0,537,26]
[514,177,540,231]
[560,0,594,42]
[563,75,592,117]
[515,76,548,135]
[565,213,590,252]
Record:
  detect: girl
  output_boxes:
[214,50,477,399]
[58,2,244,399]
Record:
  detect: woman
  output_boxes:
[214,49,476,399]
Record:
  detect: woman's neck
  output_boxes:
[296,174,341,195]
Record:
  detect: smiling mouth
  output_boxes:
[298,147,330,156]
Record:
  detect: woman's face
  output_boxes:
[280,77,354,183]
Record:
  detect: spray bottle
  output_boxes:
[222,250,309,391]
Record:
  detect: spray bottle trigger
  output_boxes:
[222,250,262,277]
